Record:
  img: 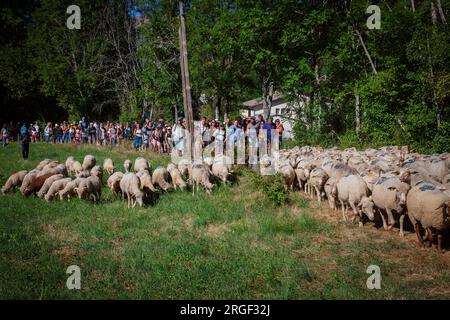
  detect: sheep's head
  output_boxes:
[358,196,375,221]
[74,187,88,199]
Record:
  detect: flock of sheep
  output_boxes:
[1,145,449,253]
[269,145,450,253]
[0,153,232,209]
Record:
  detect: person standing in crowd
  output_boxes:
[133,123,143,151]
[263,117,276,154]
[275,119,284,146]
[80,116,89,131]
[68,123,75,143]
[1,124,9,147]
[117,122,123,146]
[225,118,242,145]
[44,122,52,143]
[20,124,31,160]
[55,124,63,143]
[88,123,96,144]
[99,123,106,146]
[75,125,82,144]
[172,117,184,155]
[124,122,131,142]
[109,123,117,145]
[31,123,38,143]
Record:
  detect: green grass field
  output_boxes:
[1,143,450,299]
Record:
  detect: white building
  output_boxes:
[241,92,297,139]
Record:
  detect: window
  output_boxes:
[275,108,280,115]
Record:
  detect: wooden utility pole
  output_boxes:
[178,0,194,157]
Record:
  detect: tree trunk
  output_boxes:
[435,0,447,24]
[431,0,438,25]
[174,105,178,122]
[262,79,273,120]
[355,94,361,134]
[178,0,194,157]
[354,28,378,75]
[411,0,415,12]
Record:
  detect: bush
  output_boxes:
[249,171,288,206]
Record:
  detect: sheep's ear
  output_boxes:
[357,201,363,208]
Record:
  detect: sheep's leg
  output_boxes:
[437,231,443,254]
[349,202,358,223]
[379,210,388,230]
[399,214,405,237]
[426,228,433,247]
[414,222,424,246]
[386,208,395,229]
[340,200,346,222]
[315,186,321,203]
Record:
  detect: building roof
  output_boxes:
[242,92,285,110]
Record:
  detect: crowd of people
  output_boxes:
[1,114,285,159]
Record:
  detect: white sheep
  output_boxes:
[120,173,144,208]
[134,157,151,173]
[152,167,171,191]
[167,163,187,190]
[65,156,75,176]
[123,160,132,173]
[407,182,450,253]
[191,166,214,195]
[107,172,124,197]
[36,159,53,170]
[44,178,72,202]
[82,155,97,171]
[75,175,102,202]
[90,165,103,182]
[36,174,64,198]
[1,170,28,194]
[76,170,90,179]
[72,160,83,175]
[211,162,231,186]
[103,158,115,175]
[59,178,85,200]
[136,170,158,193]
[334,174,371,225]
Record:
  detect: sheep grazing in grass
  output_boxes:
[103,158,115,175]
[191,166,214,195]
[75,175,102,202]
[19,170,40,196]
[90,165,103,182]
[136,170,158,193]
[59,178,85,200]
[407,182,450,254]
[36,159,54,170]
[167,163,187,190]
[120,173,144,208]
[107,172,124,197]
[178,159,191,178]
[41,160,60,171]
[44,178,72,202]
[211,162,231,186]
[36,174,64,198]
[37,164,67,178]
[134,157,151,173]
[1,170,28,194]
[82,155,96,171]
[65,156,75,176]
[277,164,296,191]
[76,170,90,179]
[123,160,132,173]
[72,161,83,176]
[152,167,171,191]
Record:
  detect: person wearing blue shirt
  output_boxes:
[263,117,276,154]
[225,118,242,145]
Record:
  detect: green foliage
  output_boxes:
[249,171,288,206]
